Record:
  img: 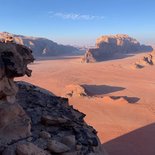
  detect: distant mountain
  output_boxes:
[82,34,153,63]
[0,32,81,57]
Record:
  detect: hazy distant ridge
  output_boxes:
[0,32,80,57]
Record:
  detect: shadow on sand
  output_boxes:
[95,51,151,62]
[82,84,125,96]
[110,96,140,103]
[103,123,155,155]
[97,53,135,62]
[35,55,82,61]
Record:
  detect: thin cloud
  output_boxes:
[49,12,104,20]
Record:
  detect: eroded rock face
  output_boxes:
[16,143,48,155]
[134,51,155,69]
[0,102,31,148]
[82,34,153,63]
[0,41,34,103]
[0,41,33,152]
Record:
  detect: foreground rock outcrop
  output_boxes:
[82,34,153,63]
[0,41,34,103]
[0,41,107,154]
[134,51,155,69]
[15,82,106,155]
[0,32,81,57]
[0,81,107,154]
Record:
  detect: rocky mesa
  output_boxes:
[82,34,153,63]
[0,40,107,154]
[0,32,81,57]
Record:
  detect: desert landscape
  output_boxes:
[0,0,155,154]
[17,46,155,155]
[0,39,106,155]
[0,32,155,155]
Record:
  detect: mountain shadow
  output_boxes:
[103,123,155,155]
[110,96,140,103]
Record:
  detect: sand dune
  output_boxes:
[17,52,155,155]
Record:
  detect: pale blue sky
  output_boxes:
[0,0,155,46]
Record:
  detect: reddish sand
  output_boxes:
[17,53,155,155]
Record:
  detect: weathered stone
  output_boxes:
[41,115,69,126]
[39,131,51,139]
[47,140,70,153]
[33,138,47,150]
[61,135,76,149]
[0,102,31,145]
[16,143,47,155]
[0,41,34,103]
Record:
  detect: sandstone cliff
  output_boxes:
[82,34,153,63]
[0,32,80,57]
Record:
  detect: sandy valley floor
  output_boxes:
[17,53,155,155]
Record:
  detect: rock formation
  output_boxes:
[82,34,153,63]
[0,32,81,57]
[63,84,88,97]
[134,51,155,69]
[0,42,107,154]
[0,39,34,103]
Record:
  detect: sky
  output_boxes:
[0,0,155,46]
